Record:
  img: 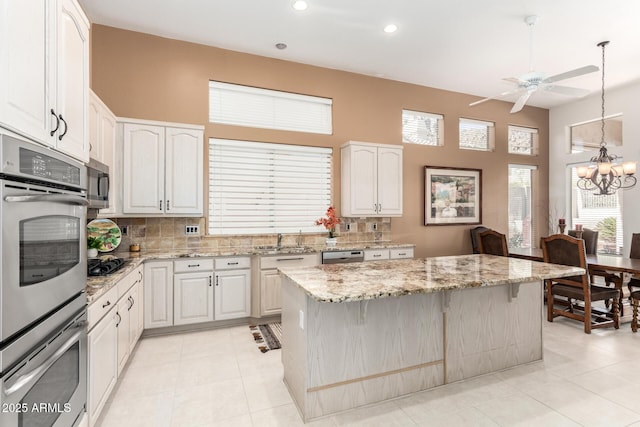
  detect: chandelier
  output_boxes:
[576,41,636,195]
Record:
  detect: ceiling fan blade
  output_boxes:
[510,90,533,113]
[469,87,524,107]
[502,77,522,85]
[543,65,598,84]
[545,85,590,97]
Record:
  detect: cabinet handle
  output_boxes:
[398,253,406,256]
[115,312,121,327]
[188,264,200,268]
[378,203,382,212]
[102,300,111,309]
[227,262,239,266]
[209,276,212,287]
[374,203,377,213]
[58,115,67,140]
[50,109,60,136]
[373,254,381,258]
[138,271,143,282]
[159,200,163,210]
[276,257,304,262]
[128,296,134,310]
[166,200,170,211]
[215,275,219,286]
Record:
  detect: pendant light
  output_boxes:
[576,41,636,195]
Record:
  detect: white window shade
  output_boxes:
[508,164,537,248]
[508,125,539,155]
[209,139,332,235]
[209,81,332,134]
[459,118,495,151]
[402,110,444,146]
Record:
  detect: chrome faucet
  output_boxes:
[277,233,283,249]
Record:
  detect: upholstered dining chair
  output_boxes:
[568,228,599,254]
[470,226,490,254]
[477,229,508,256]
[541,233,620,334]
[627,233,640,295]
[632,290,640,333]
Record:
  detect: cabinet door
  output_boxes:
[88,94,100,160]
[215,270,251,320]
[127,284,140,352]
[116,297,130,376]
[165,127,203,215]
[123,123,165,214]
[0,0,53,143]
[143,261,173,328]
[377,146,403,216]
[55,0,89,162]
[260,269,282,316]
[136,278,145,341]
[88,310,118,426]
[174,272,214,325]
[346,144,377,216]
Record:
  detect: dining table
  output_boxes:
[509,246,640,315]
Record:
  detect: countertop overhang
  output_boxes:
[278,254,585,303]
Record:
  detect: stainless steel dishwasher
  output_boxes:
[321,250,365,264]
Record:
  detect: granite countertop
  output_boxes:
[85,241,415,303]
[278,254,585,303]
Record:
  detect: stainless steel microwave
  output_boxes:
[86,158,110,209]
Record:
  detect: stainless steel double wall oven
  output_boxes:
[0,132,88,427]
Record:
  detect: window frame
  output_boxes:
[402,109,444,146]
[459,118,495,152]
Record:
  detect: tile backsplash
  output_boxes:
[108,217,392,253]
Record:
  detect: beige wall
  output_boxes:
[90,25,549,258]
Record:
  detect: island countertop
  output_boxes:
[278,254,584,303]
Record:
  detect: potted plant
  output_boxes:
[87,236,102,258]
[315,206,341,247]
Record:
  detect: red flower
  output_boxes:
[315,206,341,237]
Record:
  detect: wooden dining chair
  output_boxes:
[541,233,620,334]
[632,290,640,333]
[470,226,490,254]
[477,229,508,256]
[568,228,599,254]
[627,233,640,295]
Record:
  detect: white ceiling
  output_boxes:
[78,0,640,110]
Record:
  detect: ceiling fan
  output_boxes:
[469,15,598,113]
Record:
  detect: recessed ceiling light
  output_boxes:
[384,24,398,34]
[292,1,308,11]
[275,42,287,50]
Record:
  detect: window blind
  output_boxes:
[402,109,444,146]
[508,125,538,155]
[459,118,495,151]
[209,81,333,134]
[208,138,332,235]
[508,164,537,249]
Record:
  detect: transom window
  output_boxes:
[402,109,444,146]
[508,126,538,155]
[208,139,332,235]
[570,115,622,153]
[459,118,495,151]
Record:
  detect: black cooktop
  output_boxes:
[88,257,126,276]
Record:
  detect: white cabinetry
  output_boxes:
[341,141,403,217]
[144,261,174,329]
[120,118,204,216]
[0,0,89,162]
[174,259,214,325]
[252,253,320,317]
[88,264,144,427]
[364,247,414,261]
[89,90,117,215]
[214,257,251,320]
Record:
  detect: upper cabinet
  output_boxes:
[120,118,204,216]
[341,141,403,217]
[0,0,89,162]
[89,91,117,216]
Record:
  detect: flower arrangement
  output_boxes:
[315,206,341,238]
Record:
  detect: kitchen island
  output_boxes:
[279,254,584,422]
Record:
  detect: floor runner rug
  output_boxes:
[249,322,282,353]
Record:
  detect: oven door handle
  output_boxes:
[4,194,89,206]
[3,328,83,397]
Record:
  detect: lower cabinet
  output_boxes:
[174,271,214,325]
[88,264,144,426]
[214,269,250,320]
[143,261,174,328]
[252,253,320,317]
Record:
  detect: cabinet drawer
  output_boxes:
[174,258,214,273]
[390,247,414,259]
[260,253,319,270]
[117,265,143,299]
[364,249,390,261]
[88,285,118,329]
[215,257,250,270]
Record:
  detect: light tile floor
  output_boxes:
[96,317,640,427]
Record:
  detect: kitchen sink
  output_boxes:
[254,245,312,254]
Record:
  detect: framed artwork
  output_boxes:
[424,166,482,225]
